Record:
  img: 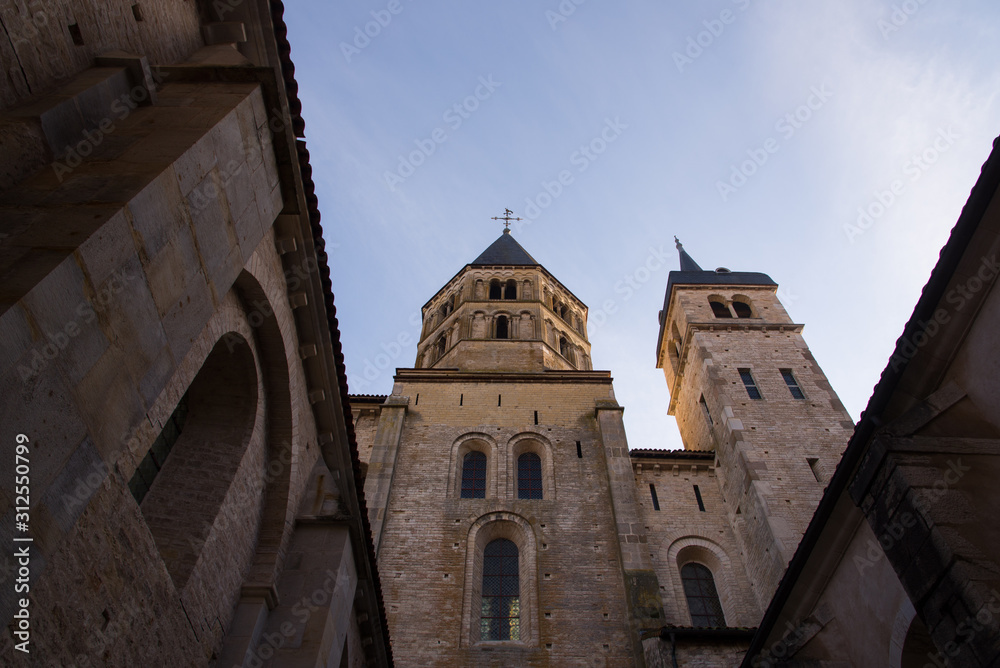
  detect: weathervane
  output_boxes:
[491,208,523,232]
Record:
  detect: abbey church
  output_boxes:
[2,2,1000,667]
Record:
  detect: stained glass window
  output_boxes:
[517,453,543,500]
[461,451,487,499]
[681,563,725,627]
[481,539,520,641]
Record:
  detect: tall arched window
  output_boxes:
[436,335,447,361]
[559,336,570,359]
[732,300,753,318]
[517,453,543,499]
[680,563,725,627]
[489,279,502,300]
[481,539,520,641]
[504,279,517,300]
[709,300,733,318]
[495,315,509,339]
[461,451,487,498]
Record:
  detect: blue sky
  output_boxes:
[284,1,1000,450]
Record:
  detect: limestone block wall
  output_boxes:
[366,373,641,666]
[0,0,203,110]
[663,284,854,610]
[0,76,327,664]
[632,454,760,629]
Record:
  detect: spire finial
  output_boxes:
[491,208,523,234]
[674,236,704,272]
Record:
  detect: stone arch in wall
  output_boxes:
[707,294,733,318]
[449,432,500,499]
[232,270,297,591]
[730,293,755,319]
[666,536,740,627]
[507,433,555,500]
[138,332,263,592]
[460,512,539,647]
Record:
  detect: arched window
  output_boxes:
[495,315,509,340]
[732,301,752,318]
[481,539,520,641]
[489,279,502,300]
[517,453,543,499]
[436,335,447,361]
[709,300,732,318]
[461,451,487,498]
[559,304,569,322]
[680,563,725,627]
[559,336,570,358]
[504,279,517,300]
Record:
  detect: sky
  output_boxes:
[283,1,1000,450]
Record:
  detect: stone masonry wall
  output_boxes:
[663,285,854,610]
[371,376,639,667]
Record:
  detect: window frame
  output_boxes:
[680,562,726,627]
[516,453,543,500]
[461,451,488,499]
[780,368,806,399]
[462,514,538,648]
[738,368,763,400]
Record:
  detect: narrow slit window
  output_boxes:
[576,441,582,458]
[649,484,660,511]
[807,457,822,483]
[699,394,713,426]
[415,393,419,405]
[738,368,762,400]
[517,453,543,499]
[533,410,538,425]
[781,369,805,399]
[481,539,520,640]
[129,394,189,504]
[498,394,502,407]
[693,484,705,511]
[460,393,463,406]
[461,451,487,499]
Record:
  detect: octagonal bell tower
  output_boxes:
[415,228,592,372]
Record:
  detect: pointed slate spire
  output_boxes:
[471,230,539,266]
[675,236,704,272]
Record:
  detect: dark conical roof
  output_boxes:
[471,230,539,266]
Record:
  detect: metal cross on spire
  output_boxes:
[491,208,523,233]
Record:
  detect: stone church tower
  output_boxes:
[352,232,856,666]
[354,228,662,666]
[653,240,854,610]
